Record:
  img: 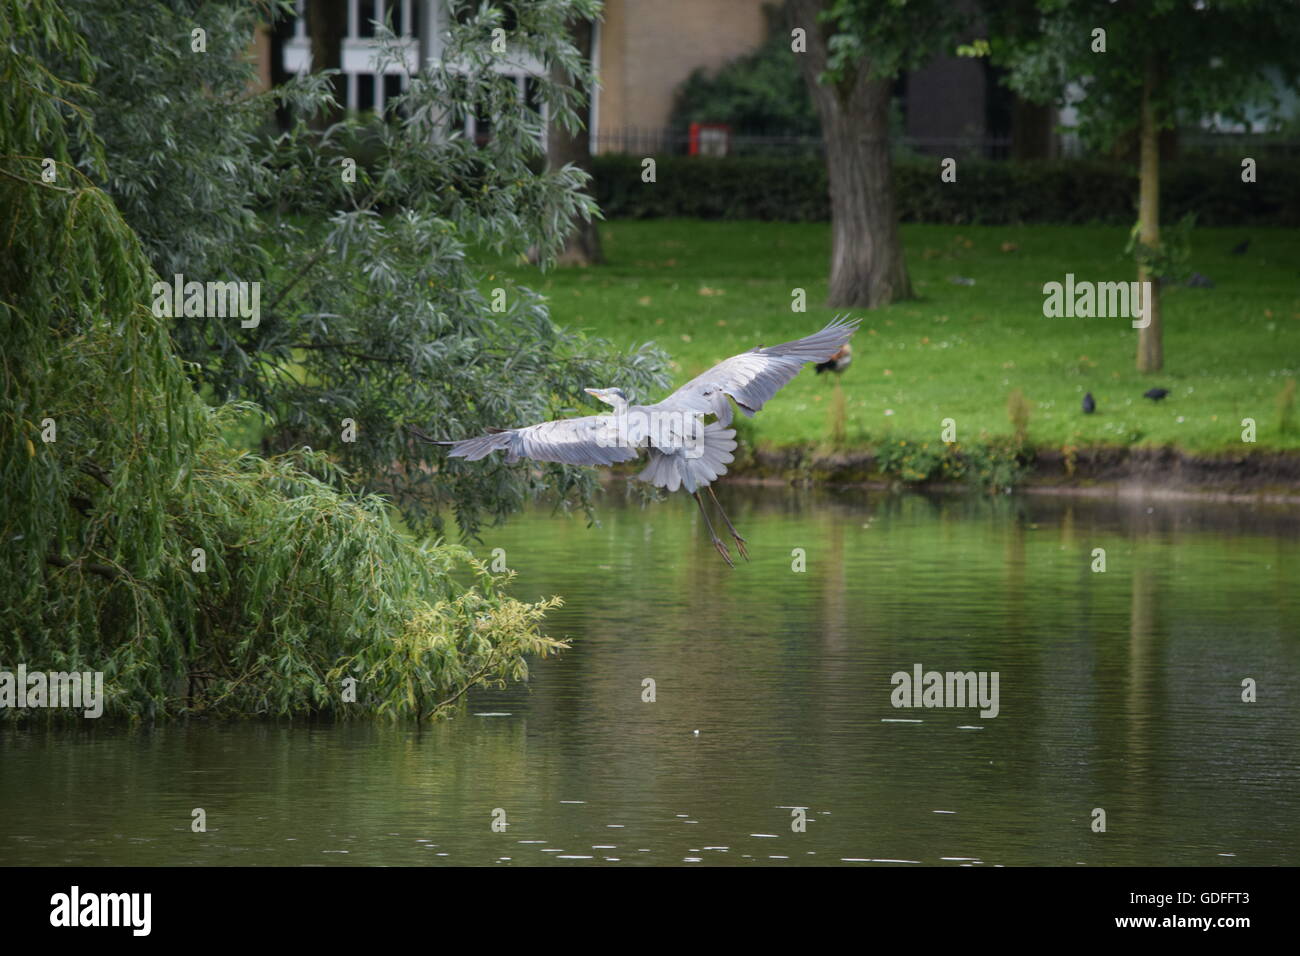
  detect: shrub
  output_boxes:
[875,438,1030,492]
[1278,378,1297,437]
[1007,389,1031,444]
[592,155,1299,226]
[1,0,567,721]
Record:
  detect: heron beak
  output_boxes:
[584,388,601,398]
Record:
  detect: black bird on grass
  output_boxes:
[1082,392,1096,414]
[1143,387,1170,402]
[814,343,852,375]
[1230,238,1250,255]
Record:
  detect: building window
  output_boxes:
[357,72,375,111]
[383,73,405,117]
[357,0,377,38]
[281,2,544,122]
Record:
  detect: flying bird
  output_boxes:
[1082,392,1096,414]
[1144,387,1170,402]
[414,317,860,567]
[815,344,852,375]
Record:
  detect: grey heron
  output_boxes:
[414,316,860,567]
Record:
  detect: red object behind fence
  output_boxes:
[688,122,732,157]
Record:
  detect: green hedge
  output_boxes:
[592,155,1299,226]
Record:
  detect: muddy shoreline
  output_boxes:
[715,444,1300,504]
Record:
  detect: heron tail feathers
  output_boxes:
[638,421,736,494]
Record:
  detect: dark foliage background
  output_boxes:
[591,154,1300,226]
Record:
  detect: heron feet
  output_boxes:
[707,486,749,562]
[711,534,735,569]
[731,533,749,562]
[694,491,736,569]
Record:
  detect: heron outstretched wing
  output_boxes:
[412,414,641,466]
[657,315,860,424]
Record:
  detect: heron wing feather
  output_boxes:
[660,315,859,424]
[442,414,640,466]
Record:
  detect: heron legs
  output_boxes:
[692,491,734,568]
[707,485,749,561]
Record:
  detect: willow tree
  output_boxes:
[789,0,963,308]
[64,0,666,539]
[992,0,1300,372]
[1,0,565,721]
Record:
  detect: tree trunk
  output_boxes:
[549,17,604,266]
[307,0,347,127]
[269,7,297,131]
[1136,56,1163,372]
[1011,96,1053,160]
[791,0,912,308]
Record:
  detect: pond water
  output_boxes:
[3,486,1298,866]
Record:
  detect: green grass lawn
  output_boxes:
[489,220,1300,454]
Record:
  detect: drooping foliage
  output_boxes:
[63,0,669,539]
[0,0,565,721]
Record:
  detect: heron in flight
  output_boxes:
[414,316,860,567]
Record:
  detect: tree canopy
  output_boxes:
[988,0,1300,370]
[65,0,668,539]
[1,0,575,720]
[670,3,820,140]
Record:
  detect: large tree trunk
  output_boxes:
[307,0,347,127]
[269,7,297,131]
[1011,96,1054,160]
[1136,56,1163,372]
[549,17,604,266]
[791,0,912,308]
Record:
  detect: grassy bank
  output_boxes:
[487,220,1300,459]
